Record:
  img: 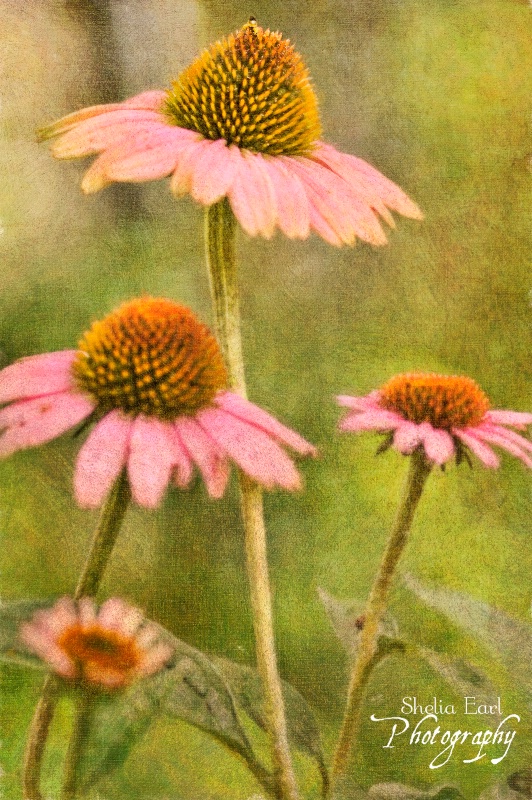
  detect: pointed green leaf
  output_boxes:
[404,574,532,694]
[213,655,329,793]
[415,646,496,709]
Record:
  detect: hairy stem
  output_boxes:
[22,471,131,800]
[330,449,432,786]
[60,690,94,800]
[206,199,300,800]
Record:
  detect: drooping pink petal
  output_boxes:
[170,137,214,197]
[50,112,167,158]
[478,423,532,454]
[39,91,167,139]
[312,144,396,227]
[20,624,75,677]
[0,392,94,458]
[34,597,78,635]
[418,423,455,465]
[485,409,532,428]
[98,598,143,636]
[170,428,194,488]
[313,143,423,221]
[286,157,388,246]
[472,426,532,468]
[78,597,97,627]
[228,150,277,238]
[262,156,310,239]
[174,416,229,498]
[139,642,175,676]
[453,429,500,468]
[74,410,132,508]
[0,350,77,403]
[214,391,316,455]
[82,126,199,192]
[98,127,191,183]
[127,416,178,507]
[197,407,301,491]
[338,408,403,432]
[336,393,382,411]
[393,421,423,454]
[190,138,240,205]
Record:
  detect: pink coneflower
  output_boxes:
[39,20,422,246]
[0,297,315,507]
[338,373,532,468]
[20,596,173,690]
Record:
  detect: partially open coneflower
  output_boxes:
[20,597,173,690]
[39,20,422,246]
[338,373,532,468]
[0,297,315,507]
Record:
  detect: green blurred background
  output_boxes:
[0,1,531,797]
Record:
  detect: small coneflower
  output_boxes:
[20,596,173,690]
[0,297,315,507]
[39,20,422,246]
[338,373,532,468]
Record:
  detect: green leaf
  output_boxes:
[317,587,401,660]
[213,655,329,794]
[80,629,263,791]
[415,646,496,709]
[367,783,464,800]
[404,574,532,694]
[0,599,50,669]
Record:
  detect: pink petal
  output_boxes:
[479,423,532,454]
[98,127,189,183]
[336,393,382,411]
[170,137,213,197]
[33,597,78,636]
[78,597,97,626]
[418,423,455,465]
[286,157,388,246]
[262,157,310,239]
[127,416,177,507]
[472,426,532,468]
[170,428,194,488]
[139,642,174,676]
[174,416,229,498]
[228,150,277,238]
[485,409,532,428]
[313,143,423,220]
[98,598,143,635]
[339,408,403,432]
[39,91,167,139]
[190,138,239,205]
[20,624,75,677]
[50,112,167,158]
[0,350,77,403]
[393,421,423,454]
[214,392,316,455]
[197,407,302,491]
[0,391,94,458]
[453,429,500,469]
[74,410,132,508]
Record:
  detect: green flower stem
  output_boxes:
[330,449,432,786]
[22,470,131,800]
[206,199,300,800]
[60,689,94,800]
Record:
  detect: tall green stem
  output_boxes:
[60,690,94,800]
[205,199,300,800]
[330,449,432,786]
[22,470,131,800]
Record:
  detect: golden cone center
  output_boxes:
[165,20,321,155]
[58,624,140,677]
[73,298,227,419]
[380,373,490,429]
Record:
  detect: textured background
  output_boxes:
[0,1,531,798]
